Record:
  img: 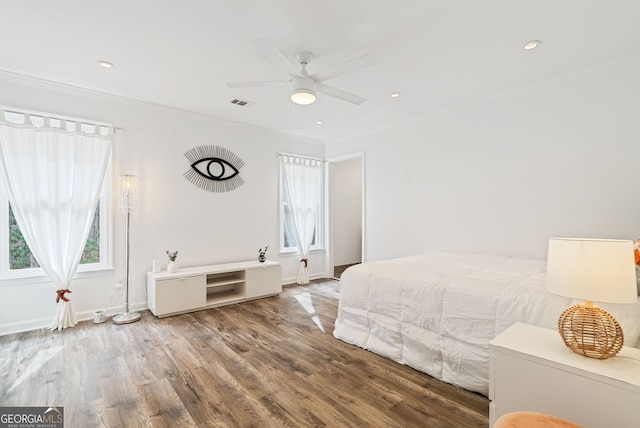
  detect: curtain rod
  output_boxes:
[0,104,123,132]
[277,152,325,162]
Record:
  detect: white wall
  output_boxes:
[4,52,640,334]
[329,157,362,266]
[0,75,325,335]
[326,54,640,262]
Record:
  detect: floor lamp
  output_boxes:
[113,173,141,325]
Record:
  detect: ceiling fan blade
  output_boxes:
[317,84,366,105]
[312,55,375,83]
[253,39,301,77]
[226,81,290,88]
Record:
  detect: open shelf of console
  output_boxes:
[205,271,246,306]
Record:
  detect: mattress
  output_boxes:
[333,252,640,396]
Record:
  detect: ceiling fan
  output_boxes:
[226,39,374,106]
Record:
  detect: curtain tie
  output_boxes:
[56,289,72,303]
[301,258,308,268]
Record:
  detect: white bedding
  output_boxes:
[333,252,640,396]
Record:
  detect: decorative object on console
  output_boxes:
[113,173,142,325]
[166,249,178,273]
[546,238,638,359]
[183,145,244,192]
[258,245,269,263]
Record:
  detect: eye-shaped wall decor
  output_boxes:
[183,145,245,192]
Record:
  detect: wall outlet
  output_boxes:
[115,280,124,289]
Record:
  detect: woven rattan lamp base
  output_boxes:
[558,301,624,360]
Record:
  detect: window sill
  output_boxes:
[278,247,326,257]
[0,267,115,287]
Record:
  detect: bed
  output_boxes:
[333,252,640,396]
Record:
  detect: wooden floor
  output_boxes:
[0,279,489,428]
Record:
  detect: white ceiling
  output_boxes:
[1,1,639,142]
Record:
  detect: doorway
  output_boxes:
[327,153,364,279]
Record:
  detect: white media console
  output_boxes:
[147,260,282,318]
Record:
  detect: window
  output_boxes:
[2,190,112,280]
[279,154,323,253]
[0,109,113,280]
[8,202,102,269]
[281,189,318,249]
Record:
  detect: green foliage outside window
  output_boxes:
[9,215,37,269]
[9,204,100,270]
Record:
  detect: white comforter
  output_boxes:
[333,253,640,396]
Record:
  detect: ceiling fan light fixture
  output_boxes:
[291,88,316,105]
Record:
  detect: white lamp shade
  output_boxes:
[290,89,316,105]
[546,238,637,304]
[290,75,317,105]
[118,173,138,211]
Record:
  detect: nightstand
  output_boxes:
[489,322,640,428]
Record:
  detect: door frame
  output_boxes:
[325,152,366,278]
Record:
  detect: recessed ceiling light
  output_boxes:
[97,60,115,69]
[390,92,401,98]
[523,40,542,50]
[315,121,323,125]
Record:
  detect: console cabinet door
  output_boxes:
[245,265,282,299]
[155,275,205,316]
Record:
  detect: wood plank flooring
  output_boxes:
[0,279,489,427]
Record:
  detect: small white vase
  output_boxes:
[167,260,178,273]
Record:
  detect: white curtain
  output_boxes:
[281,154,323,284]
[0,112,112,330]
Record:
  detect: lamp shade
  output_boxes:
[118,173,138,212]
[546,238,637,304]
[290,75,317,105]
[290,88,316,105]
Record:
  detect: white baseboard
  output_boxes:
[0,300,148,336]
[0,316,53,337]
[0,276,329,336]
[281,273,327,285]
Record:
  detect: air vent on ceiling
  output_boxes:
[230,98,254,107]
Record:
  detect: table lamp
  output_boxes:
[546,238,637,359]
